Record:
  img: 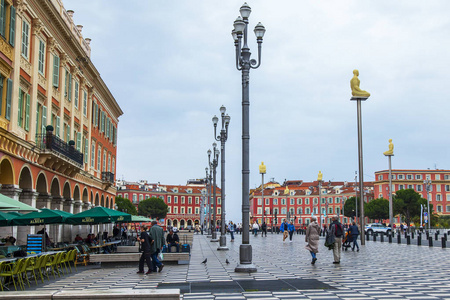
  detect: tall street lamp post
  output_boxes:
[284,186,290,222]
[232,2,265,273]
[424,179,432,230]
[318,171,323,228]
[206,166,212,237]
[259,162,266,225]
[209,144,220,242]
[383,139,394,228]
[213,106,230,250]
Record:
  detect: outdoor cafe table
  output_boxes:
[89,240,121,253]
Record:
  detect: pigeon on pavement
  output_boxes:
[201,258,207,264]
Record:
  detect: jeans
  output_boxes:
[139,252,152,272]
[253,229,258,236]
[230,231,234,240]
[352,235,359,250]
[151,249,163,271]
[289,231,294,241]
[310,251,316,259]
[168,243,179,252]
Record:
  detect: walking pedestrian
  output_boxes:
[228,221,235,242]
[280,220,289,241]
[348,221,360,251]
[149,220,165,272]
[137,225,153,274]
[261,222,267,237]
[329,215,344,264]
[252,221,259,236]
[305,216,320,264]
[288,221,295,242]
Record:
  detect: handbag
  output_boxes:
[324,231,335,250]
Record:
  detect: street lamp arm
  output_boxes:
[250,41,263,69]
[234,37,243,71]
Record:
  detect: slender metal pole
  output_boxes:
[356,99,366,245]
[218,124,229,250]
[207,169,212,237]
[318,181,322,228]
[388,156,393,228]
[211,151,219,242]
[261,173,264,225]
[355,171,358,222]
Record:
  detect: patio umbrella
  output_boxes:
[0,193,38,211]
[65,206,131,225]
[128,215,151,223]
[11,208,73,226]
[0,211,19,226]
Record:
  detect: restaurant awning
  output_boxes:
[65,206,131,225]
[11,208,73,226]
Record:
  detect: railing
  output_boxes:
[102,172,115,184]
[35,133,83,166]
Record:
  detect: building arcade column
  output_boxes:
[17,190,38,245]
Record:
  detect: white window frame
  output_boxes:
[38,39,45,75]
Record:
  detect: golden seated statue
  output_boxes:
[351,69,370,97]
[383,139,394,156]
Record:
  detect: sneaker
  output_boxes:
[158,264,164,273]
[312,258,317,264]
[357,248,360,252]
[333,261,340,264]
[145,271,152,275]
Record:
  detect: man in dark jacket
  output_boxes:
[261,222,267,237]
[329,215,344,264]
[149,220,165,272]
[166,228,179,252]
[348,222,360,251]
[137,225,153,274]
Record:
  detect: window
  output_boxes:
[167,196,171,203]
[103,149,106,171]
[297,208,302,214]
[74,81,79,109]
[328,197,333,204]
[273,198,278,205]
[257,207,262,215]
[38,39,45,75]
[437,194,441,201]
[313,207,318,214]
[290,198,294,205]
[313,198,318,205]
[91,141,95,167]
[305,208,310,214]
[265,198,269,205]
[35,103,47,134]
[218,198,221,204]
[97,145,101,170]
[82,90,87,116]
[139,195,143,201]
[297,198,302,205]
[408,185,413,189]
[195,207,199,214]
[398,174,404,180]
[187,207,192,214]
[305,218,310,225]
[174,207,178,214]
[0,77,12,120]
[321,207,325,214]
[0,2,15,46]
[167,207,171,213]
[336,207,340,214]
[65,69,72,100]
[257,198,261,205]
[17,88,30,130]
[281,198,286,205]
[445,175,450,180]
[305,198,310,205]
[335,197,340,203]
[274,208,278,214]
[321,198,326,204]
[21,19,30,59]
[174,196,178,203]
[391,174,396,180]
[378,175,383,180]
[181,196,185,204]
[53,55,60,87]
[281,208,286,214]
[435,174,440,180]
[446,205,450,212]
[415,174,422,180]
[132,194,137,204]
[195,197,199,204]
[124,193,128,199]
[181,207,185,214]
[446,185,450,192]
[399,184,404,190]
[437,205,442,213]
[218,208,221,214]
[407,174,413,180]
[188,197,192,204]
[328,207,333,214]
[84,137,89,164]
[417,185,422,192]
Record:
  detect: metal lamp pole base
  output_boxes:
[235,244,257,272]
[217,235,229,250]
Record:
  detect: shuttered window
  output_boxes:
[53,55,59,87]
[38,40,45,75]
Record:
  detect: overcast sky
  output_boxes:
[64,0,450,222]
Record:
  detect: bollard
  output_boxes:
[373,234,377,242]
[418,234,421,246]
[388,233,392,243]
[397,234,401,244]
[380,234,384,242]
[435,232,439,241]
[442,237,447,248]
[404,232,407,239]
[406,235,410,245]
[444,233,447,241]
[411,231,414,239]
[429,236,433,247]
[366,233,369,241]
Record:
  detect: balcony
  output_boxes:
[35,132,84,177]
[102,172,115,189]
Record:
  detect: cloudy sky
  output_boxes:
[64,0,450,222]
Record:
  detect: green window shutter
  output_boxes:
[42,106,47,133]
[95,103,98,127]
[25,93,30,131]
[56,116,60,137]
[68,73,72,101]
[100,111,104,132]
[84,137,88,163]
[74,81,79,108]
[0,0,5,37]
[35,103,40,134]
[9,5,15,46]
[5,78,12,120]
[21,20,28,58]
[83,91,87,116]
[91,143,95,167]
[106,118,109,138]
[38,40,44,74]
[53,55,59,87]
[76,132,81,151]
[66,124,70,142]
[17,88,22,127]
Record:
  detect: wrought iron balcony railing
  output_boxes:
[35,133,84,166]
[102,172,115,184]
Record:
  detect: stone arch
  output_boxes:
[167,219,172,226]
[180,219,185,228]
[62,181,71,199]
[100,194,105,207]
[172,219,178,228]
[90,191,94,204]
[194,219,199,225]
[50,177,60,197]
[0,157,15,185]
[106,196,109,208]
[36,172,48,194]
[95,193,100,206]
[187,220,193,226]
[82,188,89,203]
[73,185,81,201]
[18,165,33,190]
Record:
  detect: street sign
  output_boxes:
[424,212,428,223]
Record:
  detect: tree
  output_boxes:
[138,197,168,219]
[343,197,364,219]
[393,189,430,228]
[364,198,389,221]
[114,196,137,215]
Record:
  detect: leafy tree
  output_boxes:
[365,198,389,221]
[114,196,137,215]
[393,189,431,228]
[343,197,364,219]
[138,197,168,219]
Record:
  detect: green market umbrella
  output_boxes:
[0,194,38,211]
[0,211,19,226]
[66,206,131,225]
[11,208,73,226]
[128,215,151,223]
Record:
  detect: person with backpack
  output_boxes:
[329,215,344,264]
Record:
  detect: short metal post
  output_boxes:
[397,234,401,244]
[429,236,433,247]
[380,234,384,242]
[411,231,414,239]
[373,234,376,242]
[418,233,421,246]
[442,237,446,248]
[406,235,410,245]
